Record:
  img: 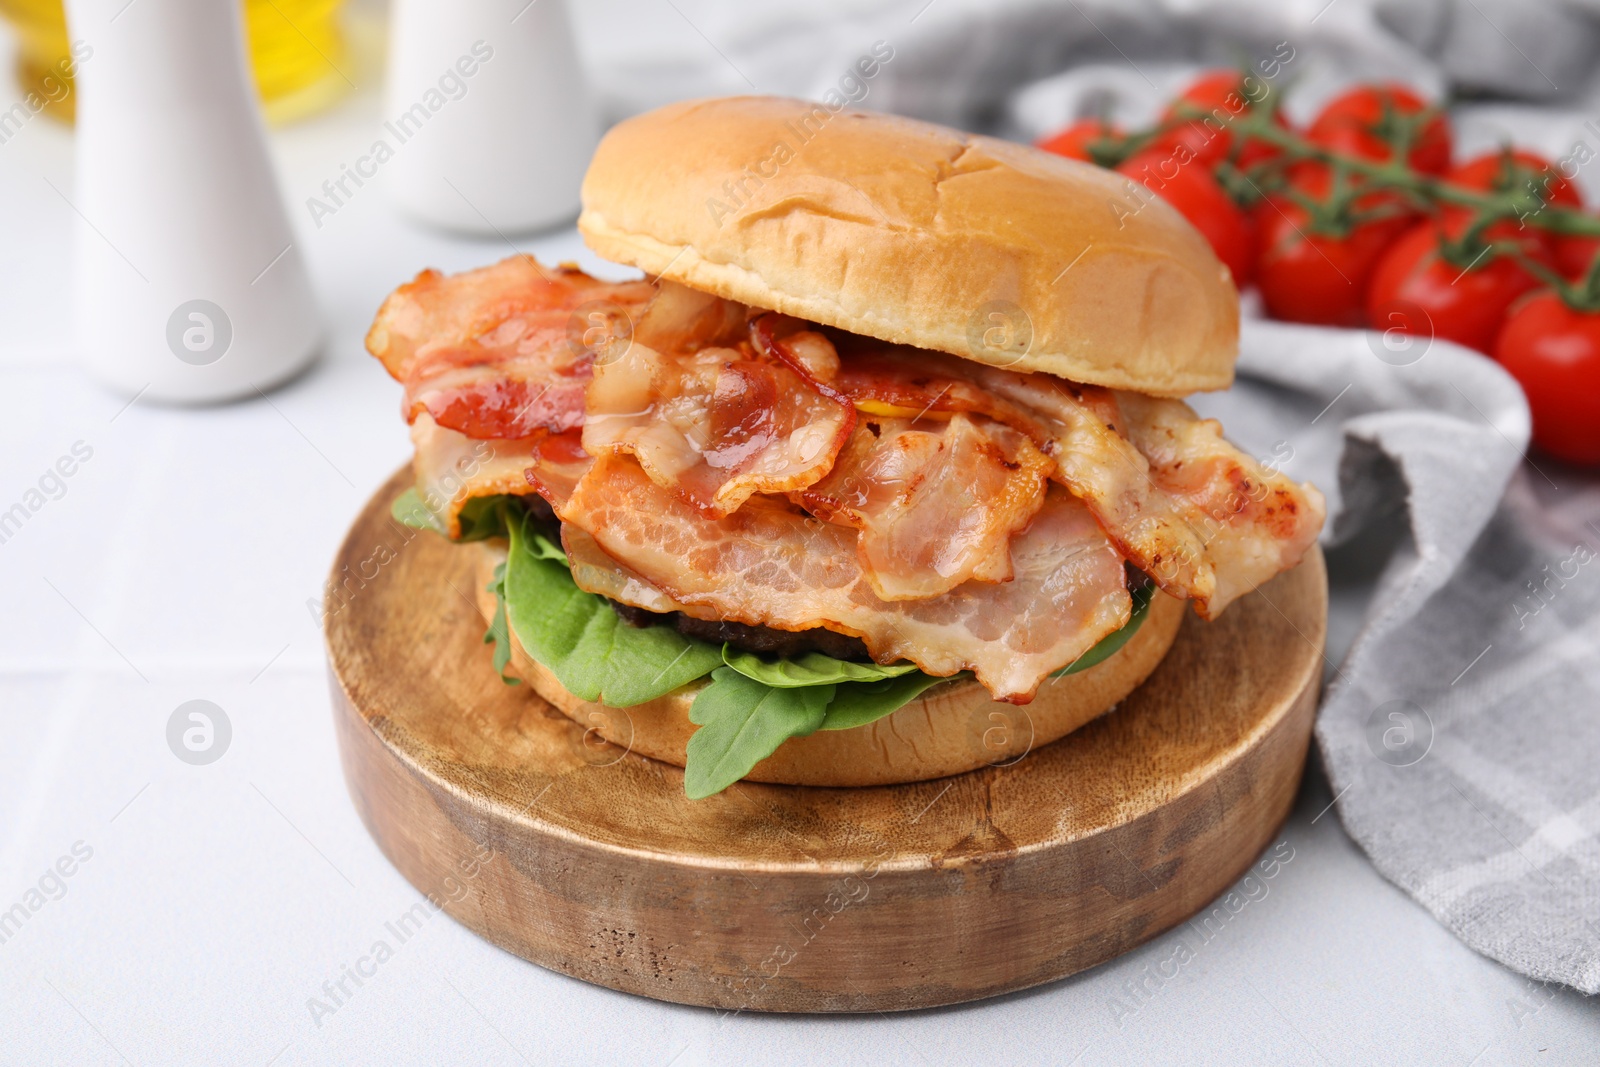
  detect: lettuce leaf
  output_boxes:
[501,507,722,707]
[683,668,833,799]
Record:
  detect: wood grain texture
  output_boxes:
[326,467,1327,1012]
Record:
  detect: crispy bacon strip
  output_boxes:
[557,454,1131,702]
[798,413,1051,600]
[583,291,855,517]
[367,256,655,440]
[976,374,1324,617]
[381,259,1322,626]
[521,429,591,509]
[822,343,1324,617]
[408,414,546,538]
[1117,393,1324,615]
[405,355,591,441]
[831,341,1058,434]
[562,524,694,618]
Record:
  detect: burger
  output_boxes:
[366,96,1325,799]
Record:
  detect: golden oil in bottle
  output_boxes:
[0,0,351,124]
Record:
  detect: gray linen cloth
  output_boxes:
[1211,321,1600,995]
[575,0,1600,991]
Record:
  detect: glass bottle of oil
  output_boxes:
[0,0,351,124]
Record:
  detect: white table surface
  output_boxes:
[1,45,1596,1067]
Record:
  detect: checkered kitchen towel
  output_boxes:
[1216,320,1600,995]
[581,0,1600,990]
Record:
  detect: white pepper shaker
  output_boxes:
[64,0,320,403]
[383,0,598,234]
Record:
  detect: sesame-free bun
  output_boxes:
[579,95,1239,396]
[474,541,1185,788]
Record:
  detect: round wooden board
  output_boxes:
[326,467,1326,1013]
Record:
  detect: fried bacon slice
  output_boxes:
[831,341,1055,434]
[976,375,1324,617]
[556,454,1131,702]
[1116,393,1324,616]
[520,428,592,509]
[561,524,693,618]
[821,343,1324,618]
[583,290,855,518]
[367,256,655,440]
[797,413,1051,601]
[380,259,1323,634]
[408,414,547,537]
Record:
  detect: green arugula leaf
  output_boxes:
[720,645,921,687]
[818,672,954,732]
[684,668,834,799]
[522,526,568,563]
[483,559,520,686]
[455,495,513,542]
[501,507,721,707]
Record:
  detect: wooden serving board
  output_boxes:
[326,467,1326,1013]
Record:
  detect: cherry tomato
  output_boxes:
[1553,217,1600,281]
[1037,118,1123,164]
[1254,165,1413,326]
[1309,84,1453,175]
[1366,222,1546,354]
[1117,147,1254,287]
[1443,150,1580,255]
[1494,291,1600,465]
[1447,150,1578,210]
[1155,69,1290,168]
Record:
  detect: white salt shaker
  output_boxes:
[383,0,598,234]
[64,0,320,404]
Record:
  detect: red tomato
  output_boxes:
[1117,148,1254,286]
[1037,118,1123,164]
[1494,291,1600,465]
[1554,222,1600,281]
[1309,84,1453,175]
[1156,69,1290,168]
[1366,222,1546,354]
[1443,150,1581,254]
[1448,150,1579,210]
[1254,165,1413,326]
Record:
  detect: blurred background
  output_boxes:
[9,0,1600,393]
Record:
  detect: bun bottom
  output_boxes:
[474,541,1185,788]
